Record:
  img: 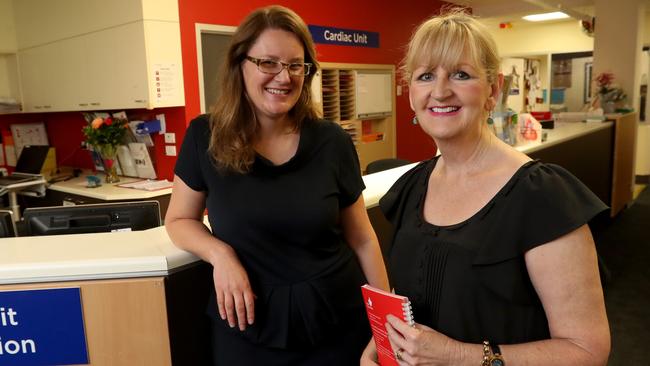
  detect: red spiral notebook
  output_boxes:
[361,284,414,366]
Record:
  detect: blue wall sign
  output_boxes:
[309,25,379,48]
[0,288,88,366]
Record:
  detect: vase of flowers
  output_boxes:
[594,72,627,114]
[82,116,128,183]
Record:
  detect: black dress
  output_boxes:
[379,157,607,345]
[175,115,370,365]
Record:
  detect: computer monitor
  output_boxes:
[23,201,161,236]
[0,210,16,237]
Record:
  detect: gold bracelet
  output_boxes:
[482,341,491,366]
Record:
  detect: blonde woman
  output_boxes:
[362,9,610,366]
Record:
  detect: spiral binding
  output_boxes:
[402,300,415,326]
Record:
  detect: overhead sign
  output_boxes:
[309,25,379,48]
[0,288,88,366]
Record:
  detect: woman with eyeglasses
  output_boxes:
[165,5,389,365]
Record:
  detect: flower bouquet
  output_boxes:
[594,72,627,113]
[82,115,128,183]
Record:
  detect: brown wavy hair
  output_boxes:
[208,5,320,174]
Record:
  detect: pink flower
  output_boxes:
[595,72,614,88]
[91,117,104,129]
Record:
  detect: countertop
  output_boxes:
[0,226,197,284]
[48,173,172,200]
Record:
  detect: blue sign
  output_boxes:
[0,288,88,366]
[309,25,379,48]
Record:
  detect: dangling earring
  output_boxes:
[411,115,418,125]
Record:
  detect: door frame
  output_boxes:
[195,23,237,113]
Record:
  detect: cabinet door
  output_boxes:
[18,43,56,112]
[84,23,149,110]
[19,38,88,112]
[54,37,89,111]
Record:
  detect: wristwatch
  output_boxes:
[482,341,506,366]
[487,343,505,366]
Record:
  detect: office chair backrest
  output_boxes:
[0,210,17,237]
[366,158,412,174]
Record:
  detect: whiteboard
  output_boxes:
[10,122,49,159]
[355,71,393,118]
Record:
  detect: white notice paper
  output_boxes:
[152,63,181,104]
[128,142,157,179]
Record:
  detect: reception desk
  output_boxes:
[0,228,208,365]
[0,117,633,365]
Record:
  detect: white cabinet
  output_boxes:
[83,22,149,110]
[18,41,68,111]
[14,0,184,113]
[18,19,183,112]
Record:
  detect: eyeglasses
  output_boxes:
[246,56,312,76]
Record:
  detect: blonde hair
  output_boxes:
[208,5,320,174]
[401,8,500,85]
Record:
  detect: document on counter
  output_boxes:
[117,179,172,191]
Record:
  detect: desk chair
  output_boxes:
[0,178,47,221]
[366,158,412,174]
[0,210,17,237]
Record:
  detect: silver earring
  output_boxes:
[411,115,418,125]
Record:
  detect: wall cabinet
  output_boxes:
[312,62,396,172]
[11,0,184,113]
[18,20,183,112]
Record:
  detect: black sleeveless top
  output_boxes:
[380,156,607,344]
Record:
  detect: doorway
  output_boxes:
[195,24,236,113]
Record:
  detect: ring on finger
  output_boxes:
[395,348,404,361]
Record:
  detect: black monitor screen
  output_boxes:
[0,210,16,237]
[23,201,161,236]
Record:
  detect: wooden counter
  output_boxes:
[609,113,637,216]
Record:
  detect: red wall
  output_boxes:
[0,1,448,180]
[0,107,185,178]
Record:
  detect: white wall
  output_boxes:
[593,0,644,114]
[489,21,594,56]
